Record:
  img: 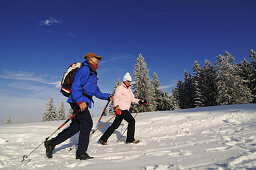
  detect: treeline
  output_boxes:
[41,97,73,122]
[170,50,256,109]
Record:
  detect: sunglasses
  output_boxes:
[92,56,101,60]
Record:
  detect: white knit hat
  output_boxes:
[123,72,132,82]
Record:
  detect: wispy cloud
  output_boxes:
[37,17,61,26]
[159,80,177,90]
[100,54,136,65]
[66,32,77,38]
[0,69,60,88]
[98,54,137,75]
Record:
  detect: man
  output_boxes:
[99,72,147,145]
[44,53,113,160]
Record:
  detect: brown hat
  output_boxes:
[84,53,102,61]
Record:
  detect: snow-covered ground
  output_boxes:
[0,104,256,170]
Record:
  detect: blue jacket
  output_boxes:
[67,61,110,108]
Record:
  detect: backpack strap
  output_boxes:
[81,64,95,105]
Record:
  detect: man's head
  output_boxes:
[84,53,102,65]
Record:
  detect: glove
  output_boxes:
[139,100,147,106]
[114,105,122,115]
[108,94,114,101]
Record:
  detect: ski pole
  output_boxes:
[21,111,78,162]
[90,114,116,135]
[91,100,110,134]
[117,105,143,142]
[69,114,116,151]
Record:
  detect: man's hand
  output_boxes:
[108,94,114,101]
[79,102,87,112]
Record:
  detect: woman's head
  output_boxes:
[123,72,132,86]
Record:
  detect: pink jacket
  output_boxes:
[114,82,140,110]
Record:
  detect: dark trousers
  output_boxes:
[51,103,93,156]
[100,110,135,143]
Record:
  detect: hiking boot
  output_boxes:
[44,139,55,158]
[126,139,140,144]
[76,152,94,160]
[99,139,108,145]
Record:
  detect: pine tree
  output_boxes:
[193,61,204,107]
[6,115,12,124]
[133,53,154,112]
[237,58,254,103]
[151,72,160,110]
[182,71,194,109]
[159,92,172,110]
[42,97,57,122]
[108,78,121,115]
[57,101,66,120]
[151,72,171,111]
[66,107,74,119]
[170,88,180,110]
[249,49,256,103]
[176,79,185,109]
[202,60,218,106]
[215,51,252,105]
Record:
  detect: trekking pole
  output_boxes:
[21,111,78,162]
[117,105,143,142]
[91,100,110,134]
[69,114,116,151]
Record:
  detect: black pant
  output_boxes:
[51,103,93,156]
[100,110,135,143]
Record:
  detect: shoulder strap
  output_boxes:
[81,65,95,105]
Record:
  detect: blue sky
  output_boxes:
[0,0,256,124]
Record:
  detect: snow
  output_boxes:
[0,104,256,169]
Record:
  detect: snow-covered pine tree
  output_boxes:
[133,53,154,112]
[6,115,11,124]
[237,58,254,102]
[66,107,73,119]
[170,88,180,110]
[57,101,66,120]
[202,60,218,106]
[215,51,252,105]
[159,92,171,110]
[193,61,204,108]
[42,97,57,122]
[108,78,121,115]
[176,79,185,109]
[151,72,171,111]
[182,71,194,109]
[148,80,157,111]
[151,72,160,111]
[249,49,256,103]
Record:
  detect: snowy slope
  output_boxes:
[0,104,256,170]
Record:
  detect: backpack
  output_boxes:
[60,62,83,97]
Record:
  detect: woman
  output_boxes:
[99,72,147,145]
